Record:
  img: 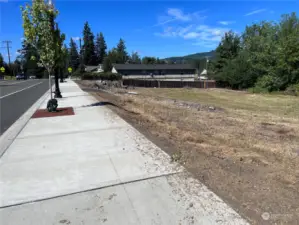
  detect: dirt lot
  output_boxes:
[77,81,299,225]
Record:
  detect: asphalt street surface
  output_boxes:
[0,79,49,135]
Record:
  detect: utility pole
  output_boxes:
[2,41,12,65]
[2,41,12,76]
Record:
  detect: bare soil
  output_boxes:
[77,81,299,225]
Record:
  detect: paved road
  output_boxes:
[0,79,49,135]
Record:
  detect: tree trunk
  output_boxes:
[60,67,64,83]
[54,67,62,98]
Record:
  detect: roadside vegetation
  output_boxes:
[209,12,299,94]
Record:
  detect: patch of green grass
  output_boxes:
[138,88,299,118]
[4,75,16,80]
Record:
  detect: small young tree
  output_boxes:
[21,0,56,99]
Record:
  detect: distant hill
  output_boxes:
[164,51,216,63]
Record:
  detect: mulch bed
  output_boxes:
[32,107,75,119]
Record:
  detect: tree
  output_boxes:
[61,44,69,79]
[103,48,119,72]
[129,51,141,64]
[95,32,107,64]
[103,57,113,72]
[0,53,4,67]
[53,22,65,97]
[156,58,166,64]
[17,41,45,78]
[82,22,97,65]
[21,0,58,100]
[11,59,22,76]
[208,12,299,91]
[69,38,80,71]
[211,31,242,87]
[276,13,299,88]
[142,56,156,64]
[116,38,128,63]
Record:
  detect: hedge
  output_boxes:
[81,72,122,81]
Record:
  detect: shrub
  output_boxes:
[254,75,282,92]
[98,72,122,81]
[284,83,299,96]
[81,72,98,80]
[80,72,122,81]
[248,86,269,94]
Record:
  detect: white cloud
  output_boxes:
[20,37,25,41]
[167,8,191,22]
[244,9,267,16]
[72,37,80,41]
[155,23,228,48]
[218,21,235,26]
[154,8,206,26]
[155,25,193,38]
[183,32,201,39]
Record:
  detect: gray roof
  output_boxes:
[113,64,195,70]
[85,65,102,72]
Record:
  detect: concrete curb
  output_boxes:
[0,90,50,158]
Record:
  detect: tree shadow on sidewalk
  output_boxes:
[82,101,140,115]
[83,101,116,107]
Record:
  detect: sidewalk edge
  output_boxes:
[0,90,50,158]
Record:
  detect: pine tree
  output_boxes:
[82,22,97,65]
[116,38,128,63]
[95,32,107,64]
[69,38,80,71]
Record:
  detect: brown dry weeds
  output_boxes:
[77,81,299,225]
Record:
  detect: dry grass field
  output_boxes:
[78,81,299,225]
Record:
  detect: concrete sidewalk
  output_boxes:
[0,80,249,225]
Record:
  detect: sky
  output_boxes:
[0,0,298,62]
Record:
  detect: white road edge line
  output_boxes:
[0,88,50,158]
[0,82,43,99]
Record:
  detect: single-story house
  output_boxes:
[111,64,197,76]
[85,64,104,73]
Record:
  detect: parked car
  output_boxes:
[29,75,36,79]
[16,74,25,80]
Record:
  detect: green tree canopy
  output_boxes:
[211,12,299,91]
[0,53,4,67]
[142,57,157,64]
[116,38,128,63]
[129,51,141,64]
[69,38,80,71]
[95,32,107,64]
[21,0,57,75]
[82,21,97,65]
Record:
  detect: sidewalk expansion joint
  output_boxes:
[15,126,128,140]
[0,171,183,209]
